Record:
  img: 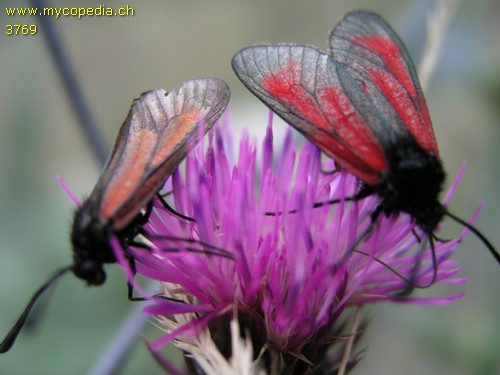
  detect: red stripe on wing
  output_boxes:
[261,60,386,184]
[261,60,328,127]
[101,128,157,220]
[92,79,230,231]
[353,36,437,155]
[151,112,202,168]
[318,86,387,184]
[353,36,417,97]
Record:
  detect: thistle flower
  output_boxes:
[119,114,470,374]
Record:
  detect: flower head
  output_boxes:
[122,113,468,374]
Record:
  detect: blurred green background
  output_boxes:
[1,0,499,374]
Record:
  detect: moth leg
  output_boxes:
[412,229,422,243]
[265,188,372,216]
[432,233,452,243]
[159,189,173,197]
[134,200,154,227]
[126,244,185,303]
[156,193,195,222]
[320,161,342,175]
[126,250,145,301]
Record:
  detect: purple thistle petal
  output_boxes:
[126,113,473,372]
[55,175,81,207]
[147,342,189,375]
[443,161,467,205]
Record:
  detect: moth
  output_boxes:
[1,77,230,352]
[232,11,498,279]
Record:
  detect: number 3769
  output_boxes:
[6,24,37,35]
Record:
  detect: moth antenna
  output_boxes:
[444,209,500,264]
[352,234,438,297]
[264,188,372,216]
[332,207,382,275]
[394,233,438,297]
[0,266,71,353]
